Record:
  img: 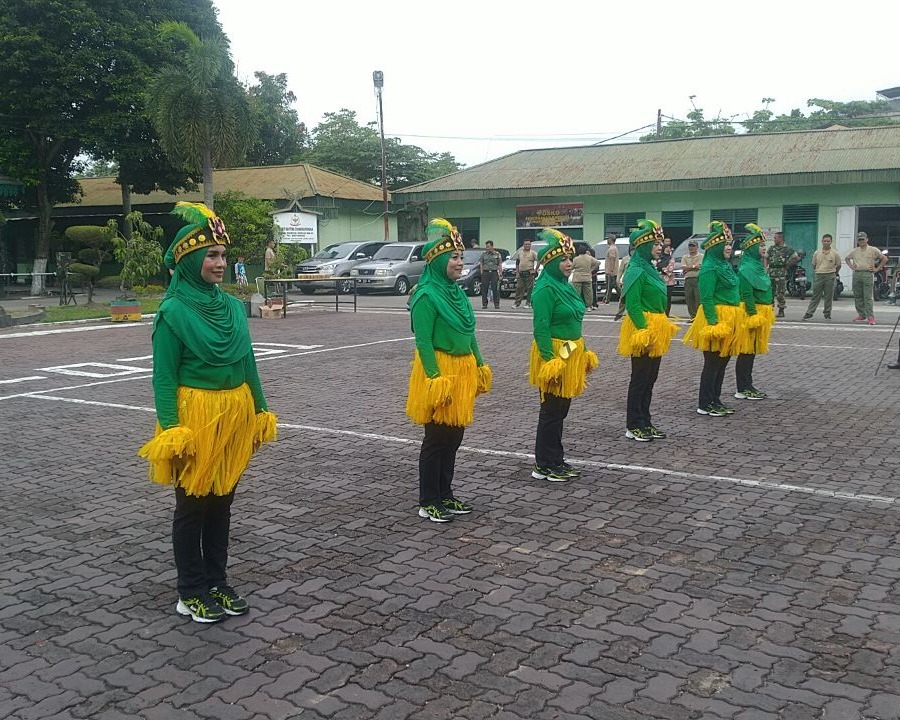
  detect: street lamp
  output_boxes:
[373,70,389,242]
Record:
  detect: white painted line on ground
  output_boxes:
[252,336,413,362]
[0,374,153,401]
[37,362,148,378]
[0,322,151,339]
[0,375,47,385]
[31,395,156,413]
[116,355,153,362]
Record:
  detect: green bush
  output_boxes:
[97,275,122,289]
[132,284,166,297]
[220,283,254,300]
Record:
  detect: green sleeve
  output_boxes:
[242,351,268,412]
[151,317,182,429]
[470,334,484,366]
[699,272,719,324]
[739,276,757,315]
[531,290,555,360]
[624,274,647,329]
[411,295,440,377]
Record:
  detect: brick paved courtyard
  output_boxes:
[1,297,899,719]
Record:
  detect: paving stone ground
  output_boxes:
[1,294,899,720]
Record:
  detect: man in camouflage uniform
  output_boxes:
[766,230,799,318]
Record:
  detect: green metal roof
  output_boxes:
[396,126,900,202]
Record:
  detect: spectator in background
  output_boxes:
[478,240,502,310]
[681,239,703,319]
[234,256,248,286]
[657,237,676,316]
[514,239,538,308]
[571,245,600,311]
[845,231,887,325]
[264,239,276,273]
[602,234,619,304]
[802,234,841,321]
[613,253,631,321]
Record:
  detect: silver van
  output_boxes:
[295,241,387,294]
[350,242,426,295]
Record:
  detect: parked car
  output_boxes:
[295,241,387,294]
[457,248,510,296]
[349,242,426,295]
[500,239,590,297]
[592,238,631,299]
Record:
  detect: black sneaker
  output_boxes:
[802,314,812,320]
[531,465,569,482]
[646,425,667,439]
[559,462,581,478]
[735,389,764,400]
[418,504,453,522]
[176,593,226,623]
[713,402,735,414]
[777,309,785,318]
[442,497,473,514]
[697,404,726,417]
[209,585,249,616]
[625,427,652,442]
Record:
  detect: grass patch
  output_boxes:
[41,297,162,323]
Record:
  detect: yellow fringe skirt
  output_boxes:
[138,384,277,497]
[735,303,775,355]
[683,303,744,357]
[529,337,597,400]
[617,312,680,357]
[406,350,479,427]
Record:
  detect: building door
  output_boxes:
[783,205,819,276]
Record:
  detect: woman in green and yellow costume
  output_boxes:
[683,220,742,416]
[529,228,598,482]
[406,218,492,523]
[138,202,277,624]
[734,223,774,400]
[617,219,679,441]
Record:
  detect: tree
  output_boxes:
[214,191,278,263]
[641,97,736,141]
[245,72,308,166]
[64,225,113,303]
[303,109,463,187]
[110,212,164,295]
[147,21,254,209]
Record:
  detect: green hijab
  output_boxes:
[532,254,585,322]
[408,247,476,335]
[621,220,666,300]
[154,245,251,366]
[738,224,772,291]
[700,221,738,289]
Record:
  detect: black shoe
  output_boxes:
[441,497,474,514]
[824,315,831,320]
[802,314,812,320]
[777,309,785,318]
[646,425,667,439]
[531,465,569,482]
[888,362,900,370]
[559,462,581,478]
[209,585,250,616]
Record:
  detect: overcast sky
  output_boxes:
[213,0,898,168]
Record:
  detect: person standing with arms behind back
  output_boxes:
[683,221,742,417]
[571,244,600,311]
[802,234,841,321]
[617,220,679,441]
[514,238,538,308]
[734,223,775,400]
[478,240,502,310]
[406,218,493,522]
[264,239,276,273]
[846,231,887,325]
[139,202,277,624]
[766,230,798,318]
[602,234,619,304]
[681,239,703,319]
[529,229,598,481]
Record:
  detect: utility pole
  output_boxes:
[373,71,389,242]
[657,108,662,138]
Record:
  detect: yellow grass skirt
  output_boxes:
[682,303,744,357]
[735,303,775,355]
[617,312,679,357]
[529,337,597,400]
[406,350,480,427]
[138,385,277,497]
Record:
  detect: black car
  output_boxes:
[456,248,510,296]
[500,240,590,297]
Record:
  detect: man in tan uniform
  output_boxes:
[602,235,618,304]
[571,245,600,310]
[680,239,703,318]
[514,239,538,308]
[802,234,841,320]
[845,231,887,325]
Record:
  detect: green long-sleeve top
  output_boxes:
[625,273,667,329]
[532,287,583,360]
[151,316,268,429]
[739,275,774,315]
[699,269,740,324]
[411,294,484,377]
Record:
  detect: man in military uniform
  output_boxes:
[478,240,502,309]
[766,230,799,318]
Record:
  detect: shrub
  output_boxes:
[132,284,166,297]
[220,283,254,300]
[97,275,123,289]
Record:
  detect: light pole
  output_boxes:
[373,70,389,242]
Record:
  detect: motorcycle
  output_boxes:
[787,250,810,299]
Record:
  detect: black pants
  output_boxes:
[735,353,755,392]
[173,487,235,599]
[481,270,500,308]
[626,355,661,429]
[535,392,571,469]
[666,286,673,316]
[699,351,731,408]
[419,423,465,506]
[591,277,598,307]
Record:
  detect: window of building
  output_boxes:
[604,212,645,238]
[709,208,758,241]
[661,210,693,244]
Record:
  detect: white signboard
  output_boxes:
[274,210,318,245]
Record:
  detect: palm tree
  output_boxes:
[147,22,254,210]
